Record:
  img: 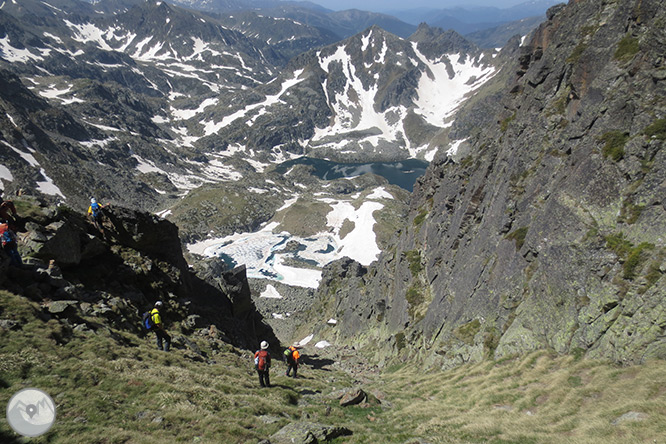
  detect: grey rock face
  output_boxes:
[305,0,666,368]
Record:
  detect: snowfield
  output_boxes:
[187,187,393,288]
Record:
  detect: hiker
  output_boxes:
[150,301,171,352]
[0,192,19,229]
[284,344,301,378]
[87,197,107,233]
[0,220,22,266]
[254,341,272,388]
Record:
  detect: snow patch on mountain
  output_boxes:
[0,165,14,182]
[38,84,85,105]
[171,97,219,120]
[201,69,305,136]
[0,36,50,62]
[3,141,65,198]
[413,50,496,126]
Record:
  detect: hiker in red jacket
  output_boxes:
[254,341,272,388]
[0,192,19,230]
[0,221,21,266]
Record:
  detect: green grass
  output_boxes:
[605,232,633,258]
[506,227,528,250]
[405,284,424,307]
[375,350,666,444]
[2,291,665,444]
[454,319,481,345]
[604,233,656,280]
[413,209,428,229]
[500,113,516,133]
[0,291,355,444]
[614,34,640,62]
[404,250,424,277]
[644,118,666,140]
[599,131,629,161]
[567,42,588,64]
[623,242,654,280]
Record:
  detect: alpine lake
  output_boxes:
[272,157,429,192]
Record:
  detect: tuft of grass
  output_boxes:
[605,232,633,258]
[618,198,645,224]
[405,284,424,308]
[395,332,406,351]
[643,118,666,140]
[500,113,516,133]
[614,34,640,62]
[506,227,529,250]
[413,209,428,229]
[623,242,654,280]
[604,233,656,280]
[454,319,482,345]
[599,131,629,161]
[639,260,663,294]
[404,250,424,277]
[567,42,588,64]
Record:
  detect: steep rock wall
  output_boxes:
[306,0,665,367]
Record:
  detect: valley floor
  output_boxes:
[1,290,664,444]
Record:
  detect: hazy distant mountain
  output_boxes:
[168,0,418,39]
[465,15,546,49]
[386,0,560,34]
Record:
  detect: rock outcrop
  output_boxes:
[304,0,665,367]
[0,198,276,351]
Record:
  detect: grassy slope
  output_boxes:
[1,290,664,443]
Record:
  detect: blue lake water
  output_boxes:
[273,157,429,192]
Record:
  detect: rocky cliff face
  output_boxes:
[0,198,275,351]
[303,0,666,367]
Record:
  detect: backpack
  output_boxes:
[256,350,269,371]
[0,225,14,247]
[91,202,101,218]
[142,311,154,330]
[284,348,294,362]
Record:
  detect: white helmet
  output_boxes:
[260,341,269,350]
[154,301,163,307]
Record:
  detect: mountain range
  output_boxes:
[0,0,508,214]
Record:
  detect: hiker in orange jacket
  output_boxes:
[285,344,301,378]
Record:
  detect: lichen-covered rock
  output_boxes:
[269,422,352,444]
[339,388,366,407]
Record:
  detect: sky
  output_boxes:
[307,0,530,12]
